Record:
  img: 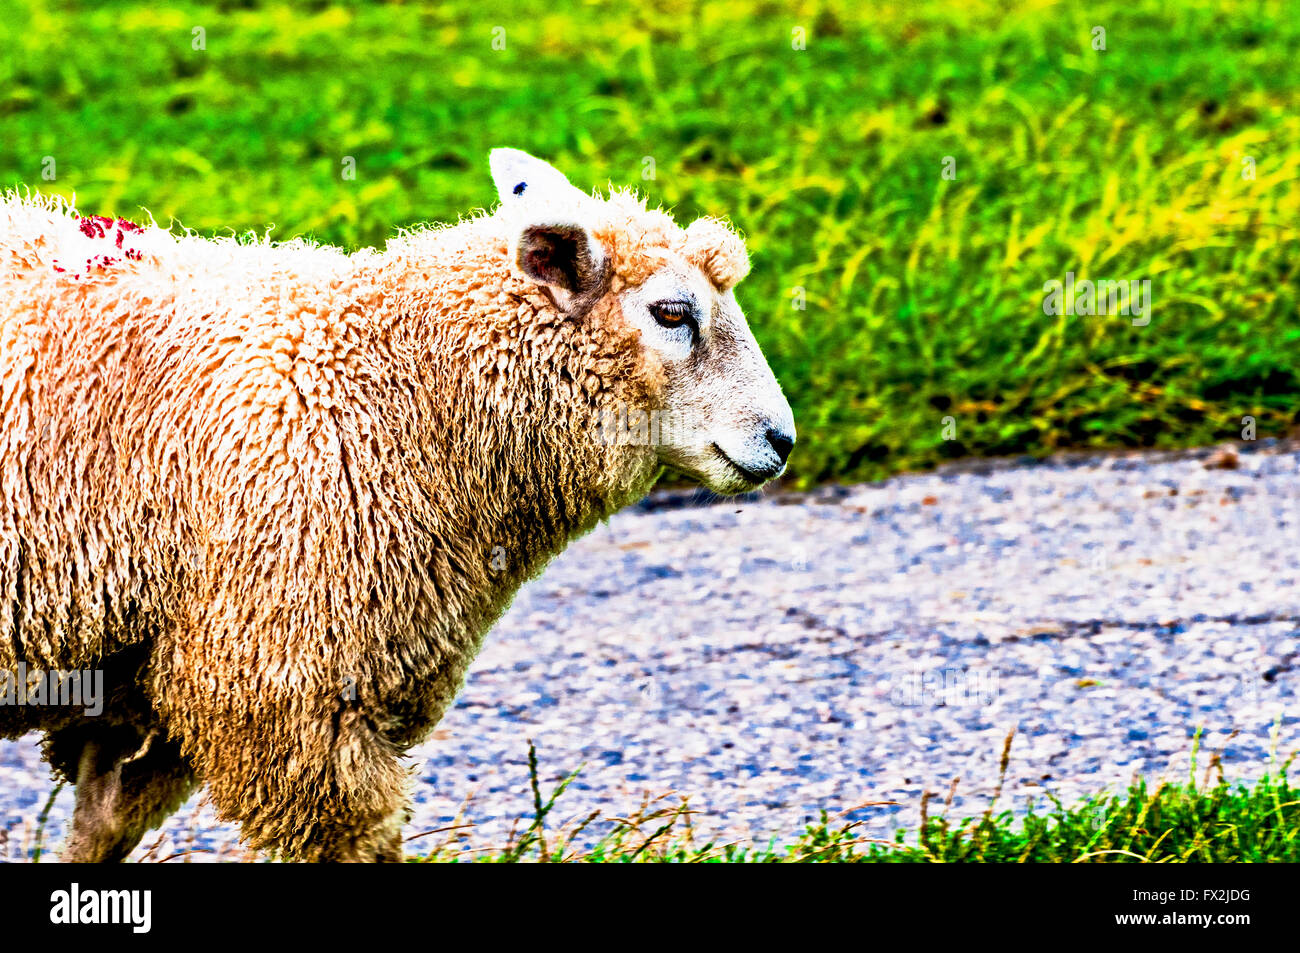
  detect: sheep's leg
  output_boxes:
[58,728,198,863]
[165,691,411,862]
[207,719,411,863]
[203,757,410,862]
[309,797,409,863]
[152,566,414,862]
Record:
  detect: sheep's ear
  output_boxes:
[516,221,607,300]
[490,148,580,206]
[491,149,609,305]
[683,217,751,291]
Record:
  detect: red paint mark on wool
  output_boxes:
[58,213,149,278]
[77,214,144,241]
[78,215,114,239]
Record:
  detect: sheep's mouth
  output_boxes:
[710,443,771,487]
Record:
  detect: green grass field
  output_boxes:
[4,0,1297,486]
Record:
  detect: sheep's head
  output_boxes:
[490,148,796,495]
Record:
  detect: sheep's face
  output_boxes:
[615,259,796,494]
[489,148,796,495]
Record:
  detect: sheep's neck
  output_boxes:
[357,254,656,635]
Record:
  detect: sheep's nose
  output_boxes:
[766,427,795,465]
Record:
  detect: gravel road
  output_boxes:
[3,441,1298,860]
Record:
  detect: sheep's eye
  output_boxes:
[649,301,697,338]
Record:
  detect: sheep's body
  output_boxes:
[0,148,792,861]
[0,187,678,859]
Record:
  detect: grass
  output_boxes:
[12,733,1295,862]
[2,0,1298,486]
[404,734,1300,863]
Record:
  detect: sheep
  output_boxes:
[0,149,796,861]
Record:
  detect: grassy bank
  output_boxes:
[411,740,1300,862]
[12,736,1295,862]
[3,0,1298,485]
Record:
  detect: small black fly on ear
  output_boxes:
[513,181,527,195]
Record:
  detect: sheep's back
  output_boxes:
[0,195,381,679]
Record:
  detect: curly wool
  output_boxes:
[0,187,748,859]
